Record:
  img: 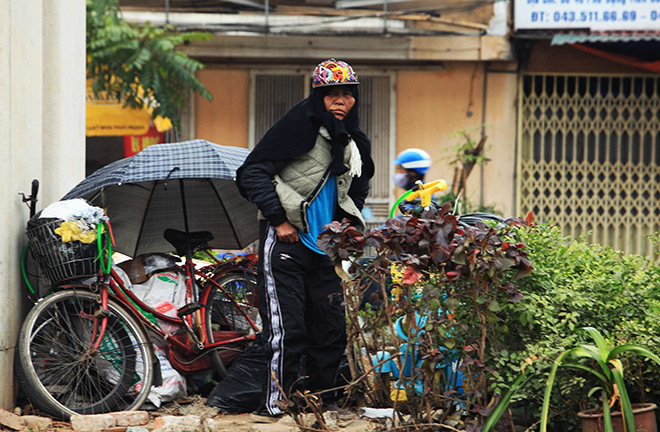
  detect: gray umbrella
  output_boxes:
[62,140,258,257]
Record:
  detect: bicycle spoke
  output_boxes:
[204,270,259,378]
[17,290,154,418]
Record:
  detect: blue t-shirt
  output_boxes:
[299,176,337,255]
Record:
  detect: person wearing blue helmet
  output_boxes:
[392,148,432,191]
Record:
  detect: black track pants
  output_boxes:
[257,221,347,416]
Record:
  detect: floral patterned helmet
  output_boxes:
[312,59,359,88]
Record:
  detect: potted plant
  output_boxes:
[541,327,660,432]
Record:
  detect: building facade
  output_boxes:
[119,0,660,257]
[120,0,519,226]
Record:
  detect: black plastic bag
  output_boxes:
[206,333,268,413]
[206,332,355,413]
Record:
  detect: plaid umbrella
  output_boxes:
[62,140,258,257]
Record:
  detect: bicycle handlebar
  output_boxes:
[19,178,40,219]
[30,179,39,218]
[389,179,448,218]
[406,179,447,207]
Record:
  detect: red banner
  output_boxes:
[123,124,163,157]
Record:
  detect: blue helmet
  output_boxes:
[393,148,432,174]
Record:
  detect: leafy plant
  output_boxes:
[446,125,490,202]
[318,206,534,429]
[483,355,537,432]
[540,327,660,432]
[488,223,660,430]
[86,0,213,128]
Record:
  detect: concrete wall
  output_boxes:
[397,65,483,203]
[42,1,87,199]
[195,68,250,149]
[0,0,85,408]
[481,66,518,217]
[396,63,518,216]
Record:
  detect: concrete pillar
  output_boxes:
[0,0,44,410]
[0,0,86,409]
[42,0,86,201]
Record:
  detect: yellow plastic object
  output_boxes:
[391,388,408,402]
[390,263,405,285]
[54,221,100,244]
[406,179,448,207]
[389,263,424,304]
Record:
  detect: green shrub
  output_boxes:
[495,223,660,431]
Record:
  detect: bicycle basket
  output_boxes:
[26,217,103,284]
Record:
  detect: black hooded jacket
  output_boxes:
[236,86,374,228]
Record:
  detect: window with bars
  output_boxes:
[252,72,393,226]
[253,74,307,143]
[519,73,660,258]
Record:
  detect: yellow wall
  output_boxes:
[397,65,484,205]
[195,68,250,148]
[481,67,518,216]
[397,63,517,216]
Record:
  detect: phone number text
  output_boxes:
[528,9,660,21]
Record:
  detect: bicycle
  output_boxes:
[16,180,260,419]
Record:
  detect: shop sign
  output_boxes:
[514,0,660,31]
[86,80,151,137]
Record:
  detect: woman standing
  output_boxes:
[237,59,374,421]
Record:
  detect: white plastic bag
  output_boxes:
[131,270,188,335]
[147,340,188,408]
[116,266,190,406]
[130,270,188,312]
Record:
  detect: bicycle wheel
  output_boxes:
[204,270,259,377]
[16,289,154,419]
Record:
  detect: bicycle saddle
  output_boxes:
[164,229,214,257]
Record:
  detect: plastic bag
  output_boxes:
[205,333,354,413]
[147,341,187,408]
[130,270,189,328]
[205,333,268,413]
[26,200,108,284]
[122,267,189,406]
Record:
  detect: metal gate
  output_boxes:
[518,73,660,258]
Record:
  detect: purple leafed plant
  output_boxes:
[318,206,534,429]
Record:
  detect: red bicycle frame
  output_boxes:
[82,252,259,374]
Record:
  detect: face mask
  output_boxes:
[393,173,409,189]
